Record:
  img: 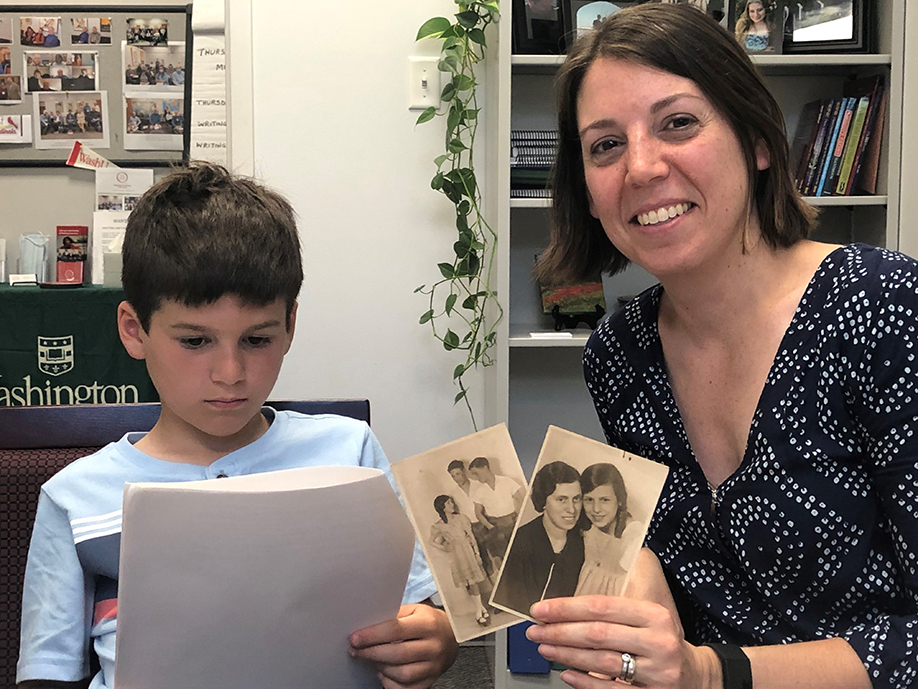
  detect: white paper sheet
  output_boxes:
[188,34,227,164]
[90,210,129,285]
[114,465,414,689]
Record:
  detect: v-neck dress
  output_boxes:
[583,244,918,688]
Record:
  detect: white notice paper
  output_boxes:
[115,466,415,689]
[189,33,228,164]
[90,211,129,285]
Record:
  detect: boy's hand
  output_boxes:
[349,603,458,689]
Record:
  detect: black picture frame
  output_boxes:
[560,1,725,53]
[779,0,871,54]
[512,0,564,55]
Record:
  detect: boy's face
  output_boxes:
[119,295,295,444]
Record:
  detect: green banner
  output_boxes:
[0,285,157,406]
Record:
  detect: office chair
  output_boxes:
[0,400,370,689]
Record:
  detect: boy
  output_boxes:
[17,163,457,689]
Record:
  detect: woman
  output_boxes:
[528,5,917,689]
[428,495,492,627]
[491,461,584,615]
[734,0,772,52]
[573,463,640,597]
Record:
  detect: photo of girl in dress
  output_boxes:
[574,463,643,596]
[390,424,527,643]
[733,0,784,53]
[429,495,494,628]
[489,426,668,620]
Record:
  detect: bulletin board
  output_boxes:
[0,4,192,167]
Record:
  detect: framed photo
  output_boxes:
[782,0,870,54]
[512,0,564,55]
[730,0,784,54]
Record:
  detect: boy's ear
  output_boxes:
[118,301,146,360]
[284,301,298,354]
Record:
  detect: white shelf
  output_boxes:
[510,196,888,208]
[509,324,592,347]
[511,53,892,70]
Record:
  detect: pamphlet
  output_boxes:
[55,225,88,283]
[114,465,415,689]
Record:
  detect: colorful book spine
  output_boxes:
[852,88,887,195]
[816,97,852,197]
[802,98,839,197]
[796,100,828,191]
[834,96,870,195]
[846,85,885,195]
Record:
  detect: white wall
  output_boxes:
[0,0,188,269]
[228,0,490,462]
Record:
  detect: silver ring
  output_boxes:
[618,652,636,684]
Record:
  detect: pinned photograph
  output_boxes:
[489,426,668,620]
[20,17,62,47]
[0,75,22,102]
[1,46,10,74]
[0,115,29,143]
[123,43,185,90]
[391,424,528,642]
[33,91,109,149]
[732,0,784,53]
[71,18,112,46]
[24,52,98,92]
[0,18,12,45]
[126,18,168,46]
[124,96,184,150]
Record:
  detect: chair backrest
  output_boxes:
[0,400,369,689]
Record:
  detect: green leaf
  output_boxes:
[419,309,434,324]
[453,364,466,380]
[453,240,470,257]
[467,252,481,276]
[470,240,485,250]
[463,108,479,120]
[415,106,436,125]
[456,10,480,29]
[455,74,475,91]
[434,154,450,168]
[456,214,469,234]
[443,36,460,50]
[446,106,461,134]
[448,138,467,154]
[454,389,468,403]
[445,294,458,314]
[438,262,456,279]
[468,28,487,46]
[440,82,457,102]
[414,284,426,293]
[438,55,460,74]
[444,330,460,350]
[458,200,471,215]
[462,294,478,310]
[416,17,451,40]
[475,342,482,358]
[430,172,444,190]
[440,178,461,203]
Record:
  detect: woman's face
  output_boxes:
[748,2,765,22]
[445,497,458,514]
[583,484,619,531]
[576,58,768,279]
[543,482,582,532]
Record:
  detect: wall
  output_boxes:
[227,0,491,462]
[0,0,189,269]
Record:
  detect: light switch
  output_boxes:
[408,56,440,111]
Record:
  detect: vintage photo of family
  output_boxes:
[391,424,527,642]
[489,426,668,619]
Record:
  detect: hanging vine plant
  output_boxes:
[414,0,502,431]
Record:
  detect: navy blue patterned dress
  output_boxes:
[583,244,918,688]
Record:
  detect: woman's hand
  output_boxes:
[526,549,720,689]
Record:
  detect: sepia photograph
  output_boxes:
[71,18,112,46]
[20,17,62,47]
[123,43,185,90]
[489,426,669,620]
[33,91,109,149]
[126,17,168,46]
[391,424,527,642]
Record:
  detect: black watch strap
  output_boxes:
[704,643,753,689]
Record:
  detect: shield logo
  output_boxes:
[38,336,75,376]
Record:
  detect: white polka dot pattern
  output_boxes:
[583,244,918,688]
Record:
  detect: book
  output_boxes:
[815,97,853,197]
[790,100,824,189]
[841,75,884,195]
[114,466,415,689]
[802,98,839,196]
[55,225,88,283]
[853,87,887,195]
[834,95,871,195]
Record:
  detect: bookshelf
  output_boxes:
[483,2,912,688]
